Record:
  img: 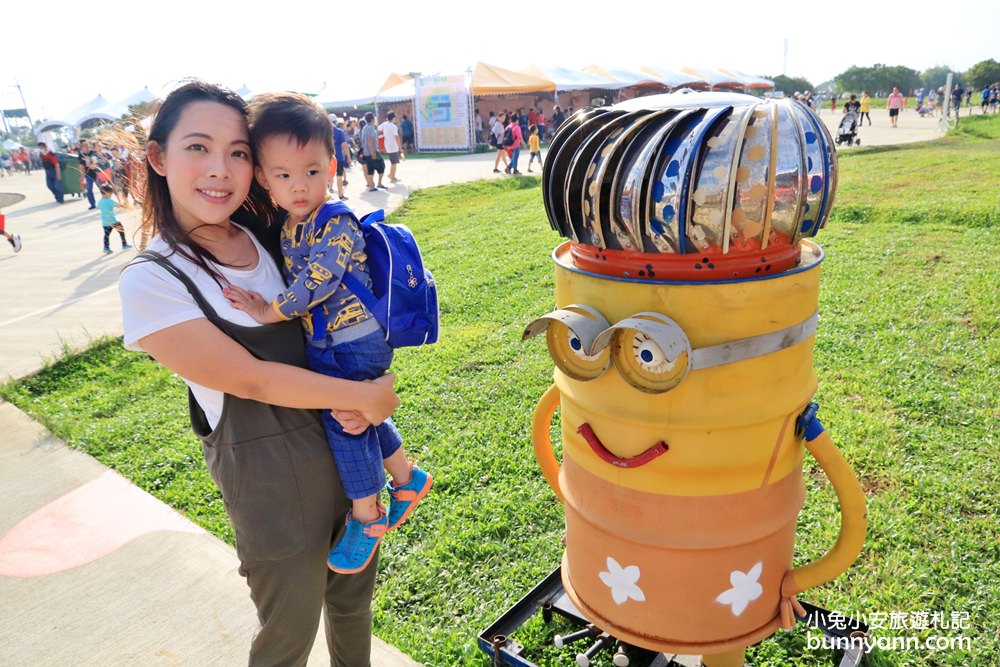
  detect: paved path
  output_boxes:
[0,106,945,666]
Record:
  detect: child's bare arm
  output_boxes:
[223,285,284,324]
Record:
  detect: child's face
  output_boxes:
[255,135,330,221]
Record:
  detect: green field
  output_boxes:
[3,115,998,667]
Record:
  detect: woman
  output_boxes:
[491,112,509,173]
[118,81,397,666]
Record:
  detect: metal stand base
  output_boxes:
[478,566,869,667]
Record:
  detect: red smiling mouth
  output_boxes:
[576,423,669,468]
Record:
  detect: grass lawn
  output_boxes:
[3,116,998,667]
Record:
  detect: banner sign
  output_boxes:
[414,74,472,151]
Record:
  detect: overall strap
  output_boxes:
[137,251,222,321]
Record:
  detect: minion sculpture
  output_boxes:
[524,92,867,667]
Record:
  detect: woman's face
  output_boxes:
[148,101,253,233]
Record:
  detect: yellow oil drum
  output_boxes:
[528,241,866,655]
[527,92,866,661]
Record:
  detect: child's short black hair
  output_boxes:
[529,124,538,133]
[249,92,334,159]
[99,184,114,195]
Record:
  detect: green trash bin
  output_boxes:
[56,152,85,197]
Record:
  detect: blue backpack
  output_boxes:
[311,201,439,348]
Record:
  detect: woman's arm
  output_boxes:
[139,317,399,426]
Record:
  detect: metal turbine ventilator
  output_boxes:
[542,91,838,280]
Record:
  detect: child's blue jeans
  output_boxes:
[307,329,402,500]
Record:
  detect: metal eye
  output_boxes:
[632,333,677,374]
[593,313,692,393]
[523,304,612,381]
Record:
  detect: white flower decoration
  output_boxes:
[598,556,646,605]
[716,562,764,616]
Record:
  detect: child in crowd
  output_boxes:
[526,125,543,173]
[110,148,134,205]
[96,185,131,254]
[223,92,432,574]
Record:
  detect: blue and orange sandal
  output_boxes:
[387,466,433,531]
[328,503,389,574]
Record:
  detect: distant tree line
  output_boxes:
[768,58,1000,96]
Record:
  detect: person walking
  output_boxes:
[859,92,872,126]
[379,111,403,184]
[330,115,351,200]
[526,125,543,173]
[16,148,31,175]
[96,185,132,254]
[491,112,509,173]
[400,114,415,152]
[37,142,65,204]
[361,112,386,191]
[77,139,103,209]
[0,204,21,253]
[118,81,399,666]
[951,84,963,121]
[887,87,904,128]
[505,113,524,175]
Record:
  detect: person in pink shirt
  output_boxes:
[505,113,524,175]
[887,86,904,128]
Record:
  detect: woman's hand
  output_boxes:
[223,285,282,324]
[362,373,399,426]
[332,409,372,435]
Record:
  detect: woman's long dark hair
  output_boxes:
[141,81,278,285]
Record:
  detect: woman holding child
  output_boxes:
[118,81,397,666]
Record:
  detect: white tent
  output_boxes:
[584,65,667,89]
[33,94,111,133]
[315,78,416,109]
[522,65,619,92]
[78,87,157,124]
[678,66,745,90]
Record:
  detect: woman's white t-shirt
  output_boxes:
[119,225,288,429]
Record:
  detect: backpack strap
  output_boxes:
[306,203,384,339]
[339,206,384,314]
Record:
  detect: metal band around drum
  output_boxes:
[690,311,818,370]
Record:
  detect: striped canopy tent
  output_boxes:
[639,66,711,90]
[378,72,412,93]
[522,65,620,92]
[679,66,745,90]
[718,68,775,90]
[583,65,670,89]
[376,78,415,104]
[471,62,556,95]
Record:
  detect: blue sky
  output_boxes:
[5,0,997,121]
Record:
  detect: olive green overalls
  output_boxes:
[145,254,378,667]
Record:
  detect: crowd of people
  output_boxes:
[482,104,573,176]
[0,146,41,176]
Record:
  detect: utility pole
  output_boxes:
[938,72,953,133]
[13,78,34,128]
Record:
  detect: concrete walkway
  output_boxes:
[0,107,944,665]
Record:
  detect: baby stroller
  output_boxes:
[836,110,860,146]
